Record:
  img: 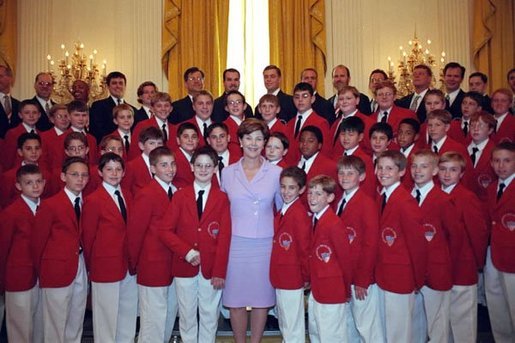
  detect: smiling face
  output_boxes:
[192,154,216,186]
[207,127,229,154]
[375,157,405,187]
[332,66,350,91]
[491,148,515,180]
[240,130,266,159]
[50,108,70,131]
[307,184,334,214]
[224,93,246,119]
[151,155,177,184]
[370,131,391,154]
[113,109,134,132]
[107,77,126,99]
[139,85,157,107]
[280,176,304,204]
[337,91,359,115]
[338,166,365,193]
[444,67,463,93]
[193,94,214,121]
[99,160,125,187]
[375,86,395,110]
[34,73,53,100]
[491,92,511,116]
[176,129,199,155]
[223,71,240,92]
[152,100,172,121]
[438,161,464,188]
[61,162,89,195]
[410,155,438,187]
[263,69,281,92]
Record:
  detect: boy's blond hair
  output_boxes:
[412,149,439,167]
[439,151,466,171]
[308,175,337,195]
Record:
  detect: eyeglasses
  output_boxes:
[228,100,243,105]
[66,172,89,179]
[67,145,86,152]
[54,114,69,120]
[193,163,214,170]
[188,77,203,82]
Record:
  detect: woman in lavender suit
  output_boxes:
[221,118,283,343]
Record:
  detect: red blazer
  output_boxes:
[299,153,339,206]
[436,136,473,186]
[285,112,330,165]
[122,155,153,196]
[268,119,288,136]
[3,125,39,170]
[33,190,82,288]
[270,199,311,289]
[491,114,515,144]
[81,186,132,282]
[0,163,52,209]
[335,189,379,289]
[159,185,231,279]
[108,129,130,161]
[128,117,178,160]
[487,180,515,273]
[336,147,377,198]
[370,106,417,137]
[223,117,241,147]
[418,186,461,291]
[463,139,497,202]
[40,127,66,170]
[185,117,209,147]
[375,185,427,294]
[309,208,352,304]
[400,145,421,190]
[448,184,489,285]
[327,112,373,158]
[173,149,195,188]
[448,119,471,146]
[127,180,174,287]
[46,163,98,198]
[0,198,38,292]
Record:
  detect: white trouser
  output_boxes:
[449,284,477,343]
[308,292,349,343]
[0,293,4,337]
[485,247,515,343]
[137,281,178,343]
[92,272,138,343]
[5,284,43,343]
[348,283,385,343]
[41,254,87,343]
[174,273,222,343]
[411,290,427,343]
[379,288,415,343]
[420,286,450,342]
[275,288,305,343]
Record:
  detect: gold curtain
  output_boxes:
[0,0,17,76]
[268,0,327,96]
[162,0,229,100]
[472,0,514,93]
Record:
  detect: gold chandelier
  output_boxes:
[386,33,446,97]
[46,42,109,105]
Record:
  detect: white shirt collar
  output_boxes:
[63,187,82,207]
[21,194,40,215]
[154,176,177,194]
[412,181,434,205]
[281,197,299,215]
[382,181,401,200]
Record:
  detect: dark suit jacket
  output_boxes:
[312,93,333,125]
[134,107,151,127]
[446,89,465,119]
[90,97,136,143]
[212,93,254,123]
[29,96,53,132]
[0,95,20,139]
[169,95,195,124]
[327,92,372,125]
[395,92,428,123]
[255,90,297,123]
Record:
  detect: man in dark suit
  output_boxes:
[0,65,21,138]
[468,72,493,113]
[212,68,253,123]
[29,72,55,132]
[89,71,136,143]
[169,67,204,125]
[300,68,333,124]
[254,65,296,123]
[395,64,432,123]
[134,81,157,126]
[443,62,466,119]
[327,65,371,125]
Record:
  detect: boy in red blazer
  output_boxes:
[490,88,515,144]
[375,151,427,342]
[439,152,489,342]
[65,100,98,164]
[335,155,384,342]
[410,150,461,342]
[127,146,178,342]
[205,122,242,187]
[397,118,421,190]
[159,146,231,343]
[258,94,288,136]
[307,175,352,342]
[82,153,137,342]
[484,142,515,342]
[369,122,394,163]
[123,126,164,196]
[448,91,482,145]
[270,167,311,342]
[265,132,289,168]
[0,165,44,343]
[173,122,199,188]
[286,82,330,165]
[40,104,70,169]
[223,90,247,145]
[33,157,90,343]
[111,103,135,155]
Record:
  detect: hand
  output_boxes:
[211,277,225,290]
[189,255,201,266]
[354,285,368,300]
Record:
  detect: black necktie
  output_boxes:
[167,186,173,200]
[381,111,388,123]
[415,189,421,204]
[117,98,122,105]
[313,216,318,231]
[337,198,346,216]
[433,145,439,154]
[203,122,208,141]
[114,190,127,223]
[123,134,130,152]
[161,123,168,141]
[301,160,306,170]
[197,190,205,219]
[218,156,225,179]
[294,115,303,138]
[463,121,469,136]
[381,193,387,213]
[470,147,479,166]
[74,197,81,222]
[497,183,506,201]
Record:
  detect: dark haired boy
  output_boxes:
[173,122,199,188]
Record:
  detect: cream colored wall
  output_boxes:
[324,0,473,98]
[13,0,164,105]
[13,0,473,105]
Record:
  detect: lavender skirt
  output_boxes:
[222,235,275,308]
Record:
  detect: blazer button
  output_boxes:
[492,221,496,225]
[198,228,202,231]
[194,243,198,247]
